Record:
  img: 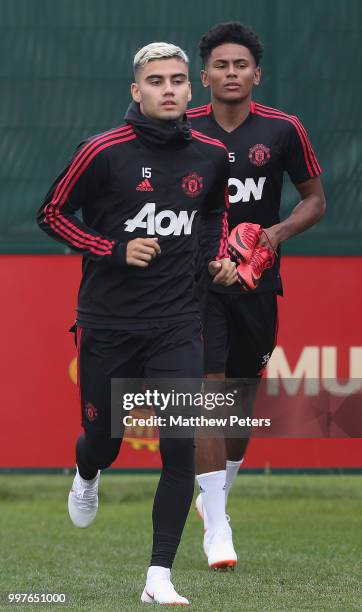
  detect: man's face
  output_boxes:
[201,43,260,103]
[131,58,191,121]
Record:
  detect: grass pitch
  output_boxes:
[0,474,361,611]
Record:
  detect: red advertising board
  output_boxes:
[0,255,361,469]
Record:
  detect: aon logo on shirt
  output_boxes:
[229,177,266,203]
[124,202,198,236]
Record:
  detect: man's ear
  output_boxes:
[200,69,209,88]
[188,81,192,102]
[254,67,261,87]
[131,82,141,103]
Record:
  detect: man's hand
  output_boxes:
[126,237,161,267]
[208,258,237,286]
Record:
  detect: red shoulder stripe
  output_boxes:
[53,125,134,206]
[255,103,321,174]
[187,103,212,118]
[46,132,136,255]
[191,130,228,152]
[254,103,321,174]
[187,111,208,118]
[43,130,136,255]
[254,104,321,176]
[186,104,208,115]
[254,108,314,177]
[57,129,135,208]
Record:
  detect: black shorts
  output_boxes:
[203,291,278,377]
[75,319,203,434]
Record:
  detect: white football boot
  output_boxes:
[195,493,212,557]
[68,467,100,528]
[207,524,237,570]
[141,567,189,605]
[195,493,234,566]
[195,493,205,521]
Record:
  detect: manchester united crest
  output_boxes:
[85,402,98,422]
[249,144,271,167]
[182,172,203,198]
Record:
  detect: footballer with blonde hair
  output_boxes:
[38,41,236,605]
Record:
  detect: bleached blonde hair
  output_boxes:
[133,42,189,75]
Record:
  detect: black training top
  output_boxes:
[37,102,229,327]
[188,101,322,294]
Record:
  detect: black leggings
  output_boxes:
[75,321,203,568]
[76,432,195,567]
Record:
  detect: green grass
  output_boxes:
[0,475,361,611]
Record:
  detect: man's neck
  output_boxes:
[211,96,252,133]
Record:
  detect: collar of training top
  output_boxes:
[125,102,192,148]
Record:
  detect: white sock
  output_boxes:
[196,470,228,534]
[146,566,171,588]
[225,459,243,504]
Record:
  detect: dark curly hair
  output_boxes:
[199,22,264,66]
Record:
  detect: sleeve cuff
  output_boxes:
[109,241,128,266]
